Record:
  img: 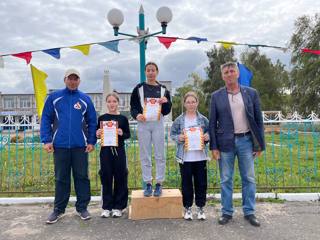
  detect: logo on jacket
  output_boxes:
[74,102,82,110]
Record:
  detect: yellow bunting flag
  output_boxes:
[217,41,237,49]
[30,64,48,119]
[70,44,91,56]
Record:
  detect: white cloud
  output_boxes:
[0,0,319,93]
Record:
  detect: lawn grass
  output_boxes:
[0,131,319,196]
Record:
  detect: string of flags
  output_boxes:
[0,35,319,66]
[0,35,318,118]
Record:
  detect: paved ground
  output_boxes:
[0,201,319,240]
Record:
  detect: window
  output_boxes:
[3,97,15,109]
[20,97,31,108]
[119,96,125,107]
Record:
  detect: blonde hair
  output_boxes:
[183,91,198,103]
[105,92,120,102]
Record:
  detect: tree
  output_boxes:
[240,49,289,112]
[201,46,237,116]
[171,73,207,119]
[289,14,320,115]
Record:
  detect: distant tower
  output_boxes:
[102,69,111,114]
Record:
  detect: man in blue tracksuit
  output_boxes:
[41,69,97,224]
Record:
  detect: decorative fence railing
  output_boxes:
[0,111,319,195]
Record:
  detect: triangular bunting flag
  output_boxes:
[42,48,61,59]
[302,48,320,55]
[30,64,48,118]
[186,37,208,43]
[157,37,178,49]
[12,52,32,64]
[70,44,91,56]
[217,41,237,49]
[99,41,120,53]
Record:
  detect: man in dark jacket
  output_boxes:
[41,69,97,224]
[209,62,265,227]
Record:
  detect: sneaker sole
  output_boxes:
[78,212,91,220]
[46,214,64,224]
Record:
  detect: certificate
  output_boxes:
[143,98,162,121]
[100,121,118,147]
[184,126,204,151]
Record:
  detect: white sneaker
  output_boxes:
[112,209,122,218]
[197,207,206,220]
[184,207,193,220]
[101,209,111,218]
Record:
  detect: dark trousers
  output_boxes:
[179,161,207,208]
[53,148,91,213]
[99,146,128,210]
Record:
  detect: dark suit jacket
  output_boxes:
[209,86,265,152]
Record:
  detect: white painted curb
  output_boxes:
[0,193,319,205]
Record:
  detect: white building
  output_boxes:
[0,70,172,126]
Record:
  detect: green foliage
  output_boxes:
[172,73,208,119]
[289,14,320,115]
[240,49,289,112]
[201,46,237,115]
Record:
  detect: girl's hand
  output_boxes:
[159,97,168,104]
[96,129,102,138]
[136,114,146,122]
[204,133,209,141]
[178,134,185,142]
[118,128,123,136]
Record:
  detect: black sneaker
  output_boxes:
[244,214,260,227]
[77,210,91,220]
[46,211,64,224]
[218,214,232,225]
[144,183,153,197]
[153,183,162,197]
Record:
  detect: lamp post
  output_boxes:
[107,5,172,83]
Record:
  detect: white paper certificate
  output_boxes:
[184,126,204,151]
[100,121,118,147]
[143,98,162,121]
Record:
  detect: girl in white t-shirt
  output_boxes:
[170,91,210,221]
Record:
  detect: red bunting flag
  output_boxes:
[301,48,320,55]
[12,52,32,64]
[157,37,178,49]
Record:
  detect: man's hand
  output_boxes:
[212,150,220,160]
[253,151,262,158]
[85,144,95,153]
[44,143,54,153]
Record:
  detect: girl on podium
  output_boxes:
[96,92,131,218]
[130,62,172,197]
[170,91,210,220]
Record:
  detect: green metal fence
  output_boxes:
[0,119,319,196]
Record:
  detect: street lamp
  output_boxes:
[107,5,172,83]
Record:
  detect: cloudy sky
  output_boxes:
[0,0,319,94]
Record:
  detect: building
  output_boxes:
[0,70,172,126]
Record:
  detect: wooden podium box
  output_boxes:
[129,189,183,220]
